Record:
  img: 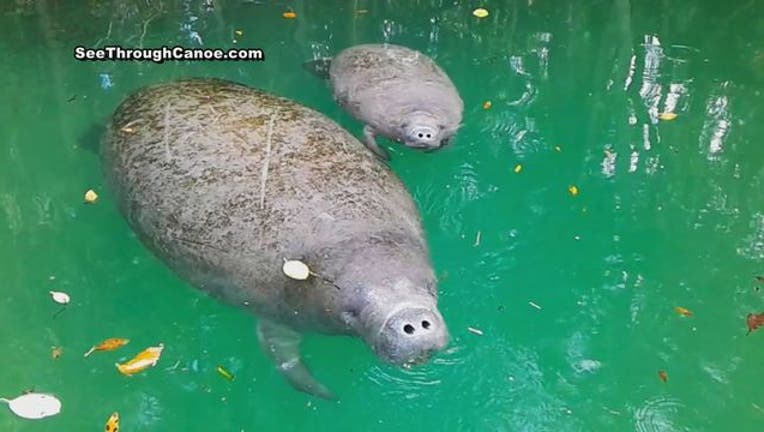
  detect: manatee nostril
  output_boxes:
[426,133,431,139]
[418,133,423,138]
[422,320,431,329]
[403,324,415,334]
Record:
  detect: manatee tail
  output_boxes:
[257,319,336,400]
[302,57,332,80]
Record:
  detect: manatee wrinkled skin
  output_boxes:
[328,44,463,159]
[101,78,449,399]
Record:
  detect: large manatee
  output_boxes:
[307,44,463,160]
[101,78,449,399]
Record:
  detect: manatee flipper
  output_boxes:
[302,57,333,80]
[256,319,335,400]
[362,125,390,161]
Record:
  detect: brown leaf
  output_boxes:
[658,370,668,382]
[746,312,764,335]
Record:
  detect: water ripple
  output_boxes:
[632,396,689,432]
[364,344,466,400]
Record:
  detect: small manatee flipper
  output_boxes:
[257,319,335,399]
[302,57,333,79]
[362,125,391,161]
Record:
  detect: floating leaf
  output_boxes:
[234,30,243,36]
[0,392,61,419]
[283,260,311,280]
[658,112,678,121]
[51,346,62,360]
[568,185,579,196]
[49,291,70,305]
[84,189,98,203]
[115,344,164,376]
[554,145,562,152]
[746,312,764,335]
[674,306,693,317]
[658,370,668,382]
[472,7,489,18]
[84,338,130,357]
[467,327,483,336]
[282,11,297,19]
[105,412,119,432]
[482,100,492,110]
[514,164,523,173]
[216,365,235,381]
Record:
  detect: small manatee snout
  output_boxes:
[405,125,441,150]
[374,306,449,365]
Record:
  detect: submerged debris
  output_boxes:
[467,327,484,336]
[674,306,693,317]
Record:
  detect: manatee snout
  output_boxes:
[374,305,449,365]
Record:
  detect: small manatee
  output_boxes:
[306,44,464,160]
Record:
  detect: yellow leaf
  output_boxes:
[674,306,693,317]
[216,365,235,381]
[514,164,523,173]
[282,11,297,19]
[472,8,489,18]
[659,112,678,121]
[115,344,164,376]
[84,189,98,204]
[482,100,492,110]
[84,337,130,357]
[568,185,579,196]
[105,412,119,432]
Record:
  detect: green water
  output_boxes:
[2,0,764,430]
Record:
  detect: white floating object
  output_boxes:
[1,392,62,419]
[529,301,542,310]
[49,291,70,305]
[282,260,310,280]
[467,327,484,336]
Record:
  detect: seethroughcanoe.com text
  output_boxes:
[73,45,265,63]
